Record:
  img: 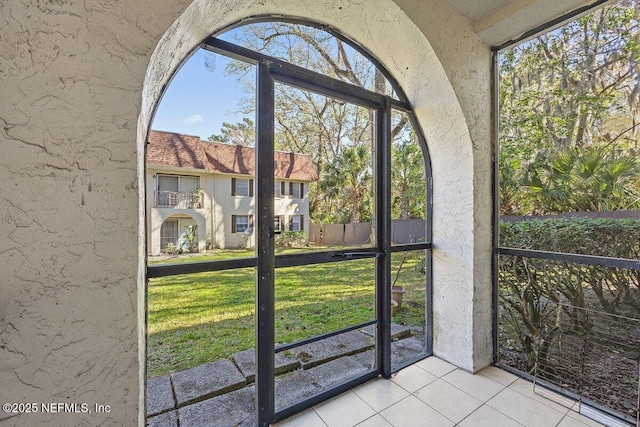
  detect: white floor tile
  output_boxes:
[355,414,393,427]
[352,378,410,412]
[487,387,566,427]
[458,404,524,427]
[414,357,457,377]
[478,366,519,386]
[314,391,376,427]
[414,378,482,423]
[509,379,575,412]
[380,395,454,427]
[274,408,328,427]
[441,368,505,402]
[390,364,437,393]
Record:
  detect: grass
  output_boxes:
[147,248,426,377]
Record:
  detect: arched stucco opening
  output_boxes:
[153,213,206,255]
[138,4,493,415]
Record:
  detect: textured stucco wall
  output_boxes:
[1,0,492,425]
[0,1,191,426]
[392,0,494,371]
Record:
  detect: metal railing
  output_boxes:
[532,303,639,426]
[155,191,203,209]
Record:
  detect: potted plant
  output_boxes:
[192,186,204,208]
[184,224,198,252]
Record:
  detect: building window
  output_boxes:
[274,215,284,231]
[232,178,253,197]
[160,219,178,249]
[157,174,200,208]
[289,215,303,231]
[274,181,282,198]
[289,182,303,199]
[232,215,254,233]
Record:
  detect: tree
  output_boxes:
[317,145,373,223]
[208,117,255,146]
[499,0,640,215]
[522,146,640,213]
[219,22,415,222]
[391,132,426,220]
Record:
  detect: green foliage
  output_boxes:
[521,146,640,213]
[208,117,255,146]
[164,242,183,255]
[498,218,640,371]
[184,224,198,248]
[499,0,640,215]
[221,22,425,224]
[275,230,307,248]
[317,145,373,223]
[391,133,427,219]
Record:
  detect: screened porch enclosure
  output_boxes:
[146,23,432,427]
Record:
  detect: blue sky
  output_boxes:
[151,49,254,140]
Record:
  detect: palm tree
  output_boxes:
[522,146,640,213]
[318,145,373,223]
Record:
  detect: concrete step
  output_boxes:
[170,359,246,407]
[232,348,300,382]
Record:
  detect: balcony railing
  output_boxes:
[156,191,203,209]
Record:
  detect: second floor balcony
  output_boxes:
[155,190,203,209]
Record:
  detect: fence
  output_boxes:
[309,219,426,246]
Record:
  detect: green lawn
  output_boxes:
[147,249,426,377]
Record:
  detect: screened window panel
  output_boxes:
[180,176,199,193]
[158,175,179,192]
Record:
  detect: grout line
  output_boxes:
[439,372,506,403]
[311,407,329,427]
[507,379,573,414]
[454,400,526,427]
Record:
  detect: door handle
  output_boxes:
[331,252,383,260]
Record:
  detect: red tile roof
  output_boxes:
[147,130,318,181]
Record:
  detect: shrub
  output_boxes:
[498,218,640,372]
[499,217,640,258]
[275,231,307,248]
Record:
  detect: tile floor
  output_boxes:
[273,357,605,427]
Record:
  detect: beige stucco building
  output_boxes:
[146,131,316,254]
[0,0,602,425]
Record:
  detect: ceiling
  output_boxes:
[443,0,611,47]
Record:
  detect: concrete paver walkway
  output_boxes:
[147,324,417,426]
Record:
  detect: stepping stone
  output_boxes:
[310,349,375,388]
[146,375,175,416]
[179,387,255,427]
[359,323,412,340]
[274,350,375,409]
[171,359,246,407]
[291,330,375,369]
[147,410,178,427]
[275,370,324,409]
[391,336,426,366]
[232,349,300,382]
